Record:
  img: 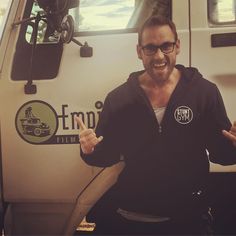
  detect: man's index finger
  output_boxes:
[75,116,87,130]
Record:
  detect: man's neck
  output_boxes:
[139,68,181,89]
[138,68,181,108]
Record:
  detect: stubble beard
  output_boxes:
[147,66,171,86]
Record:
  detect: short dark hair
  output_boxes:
[138,16,178,45]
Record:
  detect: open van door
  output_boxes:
[0,0,190,235]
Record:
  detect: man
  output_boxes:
[76,16,236,235]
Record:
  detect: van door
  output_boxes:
[190,0,236,172]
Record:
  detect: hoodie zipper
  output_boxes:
[158,125,162,133]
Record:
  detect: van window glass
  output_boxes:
[26,1,59,44]
[70,0,171,34]
[0,0,12,41]
[208,0,236,25]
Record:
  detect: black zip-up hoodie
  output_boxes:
[81,65,236,216]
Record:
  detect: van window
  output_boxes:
[208,0,236,25]
[0,0,12,41]
[71,0,171,35]
[11,0,63,81]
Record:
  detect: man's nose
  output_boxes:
[153,48,165,59]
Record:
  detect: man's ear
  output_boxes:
[175,39,180,55]
[136,44,142,59]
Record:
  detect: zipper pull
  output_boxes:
[158,125,162,133]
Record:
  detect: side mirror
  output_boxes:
[60,15,74,43]
[60,15,93,57]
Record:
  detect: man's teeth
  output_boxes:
[154,62,166,67]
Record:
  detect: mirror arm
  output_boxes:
[12,14,47,27]
[71,38,83,47]
[24,12,41,94]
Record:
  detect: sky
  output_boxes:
[78,0,134,31]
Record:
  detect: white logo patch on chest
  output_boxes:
[174,106,193,124]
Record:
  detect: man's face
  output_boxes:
[137,25,180,84]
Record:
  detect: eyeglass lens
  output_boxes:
[142,42,175,55]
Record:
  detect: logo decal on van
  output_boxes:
[15,100,58,144]
[15,100,103,145]
[174,106,193,124]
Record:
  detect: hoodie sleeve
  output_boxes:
[80,93,121,167]
[205,84,236,165]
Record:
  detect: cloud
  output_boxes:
[98,6,134,18]
[80,0,132,7]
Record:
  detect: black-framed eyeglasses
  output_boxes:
[141,42,176,56]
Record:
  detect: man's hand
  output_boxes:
[75,116,103,154]
[222,121,236,147]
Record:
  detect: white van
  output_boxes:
[0,0,236,235]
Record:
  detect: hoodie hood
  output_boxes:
[127,64,204,84]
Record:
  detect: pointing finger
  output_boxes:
[75,116,87,131]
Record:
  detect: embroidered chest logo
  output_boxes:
[174,106,193,124]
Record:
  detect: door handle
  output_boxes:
[211,32,236,47]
